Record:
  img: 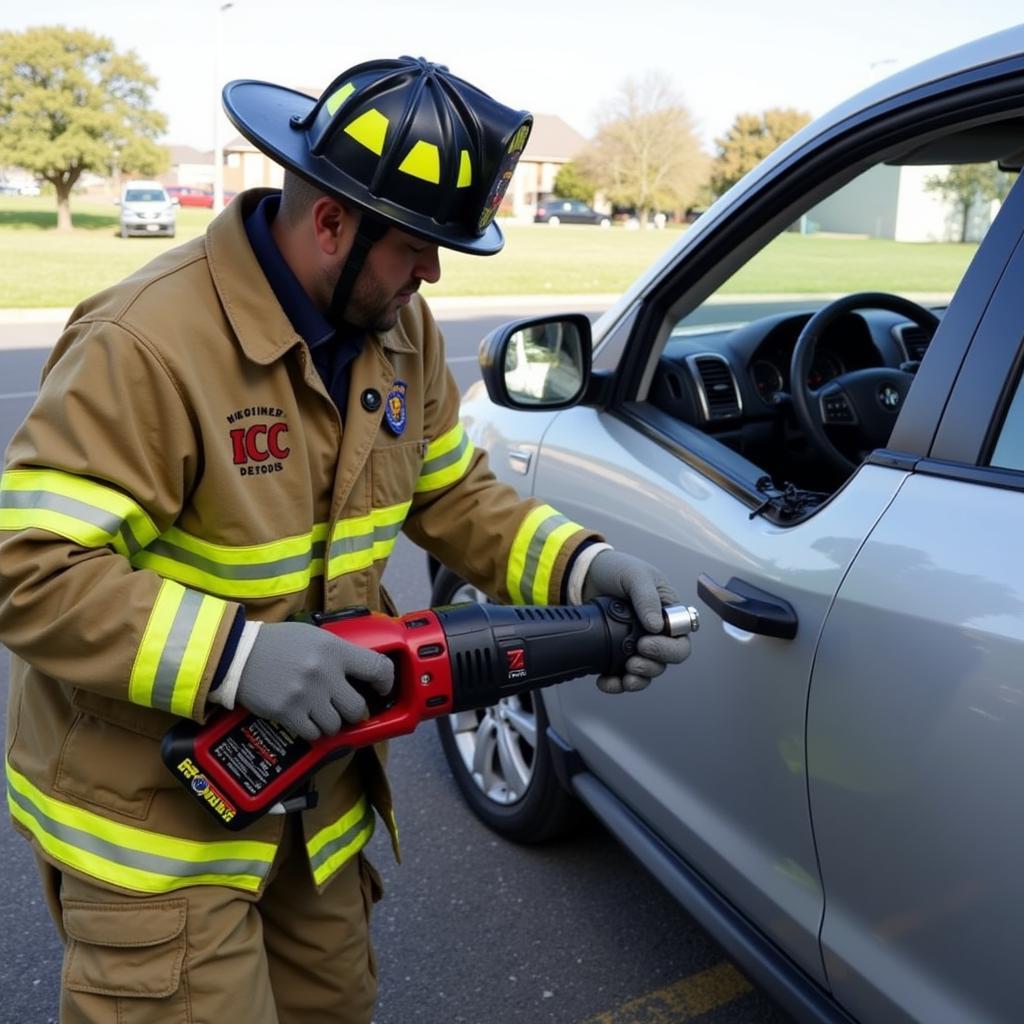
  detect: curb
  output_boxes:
[0,295,620,327]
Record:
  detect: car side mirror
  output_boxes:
[478,314,592,410]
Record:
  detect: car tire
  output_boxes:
[431,565,586,843]
[120,225,128,239]
[548,215,560,226]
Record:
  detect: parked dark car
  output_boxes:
[534,197,611,227]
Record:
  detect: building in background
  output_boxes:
[802,164,999,242]
[164,145,215,188]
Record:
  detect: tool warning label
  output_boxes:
[211,716,310,797]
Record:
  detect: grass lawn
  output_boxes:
[0,196,979,308]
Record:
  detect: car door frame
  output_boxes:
[596,59,1024,513]
[537,53,1024,1024]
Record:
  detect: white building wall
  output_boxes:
[808,164,900,237]
[894,165,994,242]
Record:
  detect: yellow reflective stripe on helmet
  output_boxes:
[132,524,329,600]
[129,579,227,715]
[6,763,275,894]
[307,795,375,886]
[325,81,355,115]
[327,502,410,578]
[0,468,160,557]
[457,150,472,188]
[414,422,474,493]
[398,140,441,184]
[506,504,584,604]
[509,124,531,153]
[345,108,389,155]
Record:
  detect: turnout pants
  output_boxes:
[35,817,382,1024]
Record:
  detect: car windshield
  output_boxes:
[124,190,166,202]
[672,160,1019,335]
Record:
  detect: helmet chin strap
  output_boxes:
[325,212,389,328]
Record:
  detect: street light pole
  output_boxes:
[213,1,235,214]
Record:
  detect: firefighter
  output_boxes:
[0,57,690,1023]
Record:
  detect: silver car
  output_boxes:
[429,26,1024,1024]
[118,179,176,238]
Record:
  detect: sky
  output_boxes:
[5,1,1024,153]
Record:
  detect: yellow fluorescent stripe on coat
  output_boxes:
[131,551,323,600]
[128,581,227,715]
[528,519,581,604]
[0,468,160,554]
[130,580,185,707]
[506,505,585,604]
[158,523,329,563]
[169,594,225,718]
[415,423,474,493]
[425,422,466,459]
[506,505,557,604]
[131,523,331,600]
[326,502,410,578]
[7,764,275,894]
[307,796,375,886]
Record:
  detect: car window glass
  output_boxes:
[988,365,1024,470]
[647,156,1018,502]
[124,190,167,202]
[673,162,1016,337]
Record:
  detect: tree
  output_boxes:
[924,164,1015,243]
[710,108,811,197]
[0,26,168,231]
[552,160,599,204]
[578,72,707,226]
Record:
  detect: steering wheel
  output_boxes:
[789,292,940,475]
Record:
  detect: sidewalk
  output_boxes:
[0,293,621,328]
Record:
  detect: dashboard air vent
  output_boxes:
[895,324,931,362]
[689,355,741,421]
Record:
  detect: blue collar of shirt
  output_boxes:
[244,194,336,350]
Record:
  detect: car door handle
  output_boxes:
[696,574,798,639]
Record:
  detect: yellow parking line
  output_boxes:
[581,962,752,1024]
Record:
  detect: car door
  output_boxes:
[532,122,1024,998]
[807,200,1024,1023]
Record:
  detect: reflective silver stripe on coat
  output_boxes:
[151,588,207,712]
[308,804,375,876]
[420,431,470,477]
[328,519,404,559]
[517,512,572,602]
[0,489,146,554]
[142,537,327,580]
[8,785,272,882]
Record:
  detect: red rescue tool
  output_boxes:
[162,596,699,830]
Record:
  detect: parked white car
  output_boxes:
[118,180,176,238]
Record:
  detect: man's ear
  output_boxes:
[311,196,355,257]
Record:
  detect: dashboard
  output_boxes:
[650,306,937,429]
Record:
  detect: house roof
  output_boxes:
[523,114,588,163]
[167,144,214,165]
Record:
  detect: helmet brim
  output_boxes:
[223,79,505,255]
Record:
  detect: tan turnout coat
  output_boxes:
[0,190,594,898]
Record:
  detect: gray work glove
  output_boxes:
[235,622,394,741]
[581,550,691,693]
